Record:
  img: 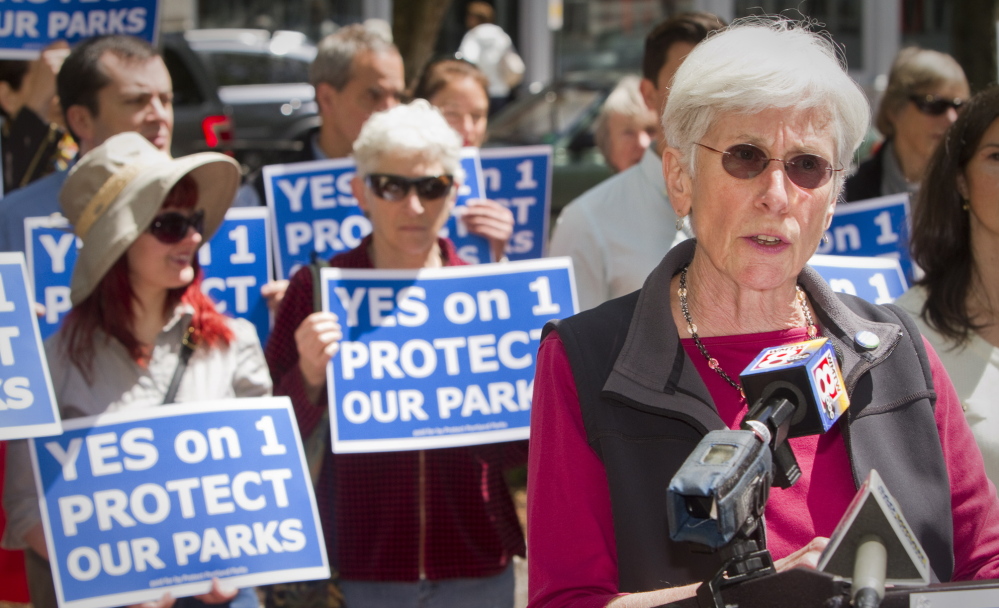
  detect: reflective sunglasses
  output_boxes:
[148,209,205,244]
[366,174,455,202]
[909,94,964,116]
[695,142,842,190]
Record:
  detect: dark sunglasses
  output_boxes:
[148,210,205,244]
[695,142,842,190]
[366,174,455,202]
[909,94,964,116]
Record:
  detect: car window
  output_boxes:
[488,88,603,145]
[162,47,206,107]
[197,51,311,86]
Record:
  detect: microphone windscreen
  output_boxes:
[817,469,931,585]
[740,338,849,437]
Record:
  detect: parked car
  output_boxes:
[486,72,626,218]
[160,32,235,158]
[182,28,320,174]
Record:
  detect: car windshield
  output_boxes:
[488,87,603,145]
[196,51,311,86]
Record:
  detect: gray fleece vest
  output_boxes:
[546,241,953,593]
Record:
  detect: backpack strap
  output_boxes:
[162,325,197,405]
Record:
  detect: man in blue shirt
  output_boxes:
[0,35,173,253]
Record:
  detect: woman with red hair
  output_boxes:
[2,132,272,608]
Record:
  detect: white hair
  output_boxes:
[594,75,655,156]
[663,17,870,190]
[352,99,464,181]
[601,76,650,120]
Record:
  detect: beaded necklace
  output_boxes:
[677,265,817,396]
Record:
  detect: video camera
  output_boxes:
[666,338,850,606]
[668,338,848,548]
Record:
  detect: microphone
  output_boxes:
[817,469,931,607]
[853,535,887,608]
[667,338,853,547]
[740,337,850,439]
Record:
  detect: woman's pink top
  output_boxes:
[527,328,999,608]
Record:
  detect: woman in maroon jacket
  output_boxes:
[266,100,524,608]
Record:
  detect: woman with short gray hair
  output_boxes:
[352,99,464,183]
[267,100,526,608]
[593,75,658,172]
[528,18,999,607]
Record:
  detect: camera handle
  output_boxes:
[743,397,801,489]
[699,526,776,608]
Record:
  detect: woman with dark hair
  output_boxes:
[2,132,272,608]
[412,58,514,263]
[844,47,969,202]
[896,85,999,487]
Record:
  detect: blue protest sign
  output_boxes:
[0,0,160,59]
[816,194,912,280]
[25,215,78,341]
[263,151,490,279]
[809,254,908,304]
[440,150,492,264]
[0,116,5,198]
[322,258,577,453]
[479,146,553,260]
[263,157,366,280]
[25,211,272,342]
[199,208,273,344]
[31,397,329,608]
[0,252,61,440]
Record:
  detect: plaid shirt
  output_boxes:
[266,236,526,581]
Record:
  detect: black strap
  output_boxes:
[305,251,332,485]
[308,250,330,311]
[163,326,196,405]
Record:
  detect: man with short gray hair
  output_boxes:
[240,24,404,207]
[310,24,404,159]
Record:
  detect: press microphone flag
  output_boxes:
[740,338,849,438]
[818,469,931,603]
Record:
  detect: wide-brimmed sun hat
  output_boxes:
[59,131,240,305]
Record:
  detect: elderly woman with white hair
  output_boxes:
[527,18,999,608]
[593,75,658,173]
[266,100,526,608]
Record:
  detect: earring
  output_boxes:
[675,215,686,231]
[821,233,831,246]
[963,199,970,211]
